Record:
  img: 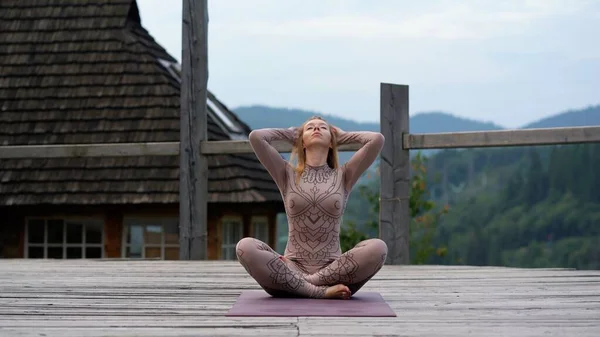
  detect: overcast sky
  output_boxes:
[136,0,600,128]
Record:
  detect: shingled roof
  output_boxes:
[0,0,283,206]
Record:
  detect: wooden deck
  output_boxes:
[0,260,599,336]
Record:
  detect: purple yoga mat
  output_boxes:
[226,290,397,317]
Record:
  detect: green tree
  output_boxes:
[524,148,548,205]
[340,152,449,264]
[409,153,449,264]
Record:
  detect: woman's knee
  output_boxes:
[374,238,388,254]
[363,238,388,261]
[359,238,387,253]
[236,237,273,258]
[235,237,256,257]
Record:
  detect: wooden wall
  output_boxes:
[0,211,24,258]
[0,202,283,260]
[207,211,220,260]
[104,212,123,258]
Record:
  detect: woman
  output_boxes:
[236,116,388,300]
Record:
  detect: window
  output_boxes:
[252,216,270,245]
[221,216,243,260]
[25,218,104,259]
[158,58,181,82]
[207,97,243,133]
[122,217,179,260]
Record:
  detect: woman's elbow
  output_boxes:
[374,132,385,147]
[248,129,264,142]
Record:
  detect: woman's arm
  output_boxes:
[335,128,385,191]
[248,128,297,189]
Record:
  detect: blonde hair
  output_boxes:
[289,116,339,184]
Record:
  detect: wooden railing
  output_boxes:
[378,84,600,264]
[2,0,600,264]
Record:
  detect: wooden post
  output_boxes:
[379,83,410,265]
[180,0,208,260]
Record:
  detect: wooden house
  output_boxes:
[0,0,284,260]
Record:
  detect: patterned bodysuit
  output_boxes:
[236,127,388,298]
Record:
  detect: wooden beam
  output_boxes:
[0,142,179,159]
[200,140,364,154]
[0,140,365,159]
[180,0,208,260]
[3,126,598,160]
[405,126,600,150]
[379,83,410,265]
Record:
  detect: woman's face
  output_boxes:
[302,118,332,149]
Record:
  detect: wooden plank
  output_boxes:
[4,125,597,160]
[1,128,598,161]
[1,309,599,323]
[405,125,600,149]
[297,320,600,337]
[0,317,297,325]
[200,140,363,154]
[0,328,298,337]
[379,83,410,265]
[179,0,208,260]
[0,140,366,159]
[0,142,179,159]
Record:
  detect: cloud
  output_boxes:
[135,0,600,128]
[211,0,596,41]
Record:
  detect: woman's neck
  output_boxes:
[304,148,328,167]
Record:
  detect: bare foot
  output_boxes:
[323,284,351,300]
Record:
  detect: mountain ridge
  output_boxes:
[233,104,600,134]
[233,103,600,170]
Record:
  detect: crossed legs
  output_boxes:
[235,237,327,298]
[235,237,387,299]
[303,238,388,294]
